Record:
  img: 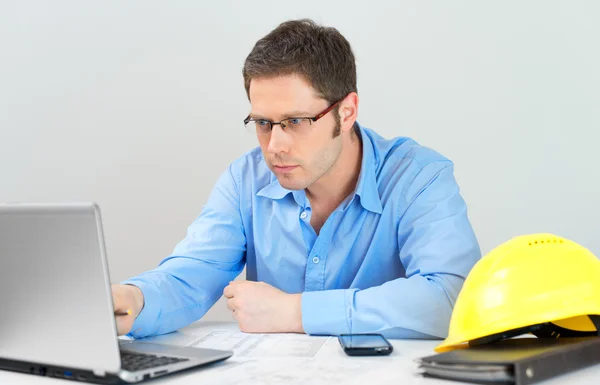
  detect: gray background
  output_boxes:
[1,1,598,321]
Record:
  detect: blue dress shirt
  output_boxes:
[123,124,481,339]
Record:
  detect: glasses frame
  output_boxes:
[243,97,344,133]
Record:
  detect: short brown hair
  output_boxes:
[243,19,359,137]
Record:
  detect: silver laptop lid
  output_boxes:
[0,203,121,373]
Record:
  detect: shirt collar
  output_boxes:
[256,176,293,200]
[256,123,383,214]
[353,124,383,214]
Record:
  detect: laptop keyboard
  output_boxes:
[120,351,189,372]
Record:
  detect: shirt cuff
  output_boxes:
[301,289,355,336]
[121,279,161,339]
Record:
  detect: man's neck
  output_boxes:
[305,133,363,211]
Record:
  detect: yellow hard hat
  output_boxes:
[435,233,600,352]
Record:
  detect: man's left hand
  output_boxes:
[223,280,304,334]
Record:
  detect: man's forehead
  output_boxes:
[248,75,325,118]
[249,75,318,99]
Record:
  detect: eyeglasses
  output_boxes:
[243,98,343,136]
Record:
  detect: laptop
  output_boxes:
[0,203,233,383]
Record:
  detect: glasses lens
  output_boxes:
[245,120,271,135]
[282,118,311,134]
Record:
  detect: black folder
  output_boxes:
[418,337,600,384]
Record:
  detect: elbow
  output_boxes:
[426,274,466,338]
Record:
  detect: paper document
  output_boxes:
[185,330,328,358]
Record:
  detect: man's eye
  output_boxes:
[288,118,303,125]
[256,120,270,127]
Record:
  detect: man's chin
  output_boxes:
[276,176,308,191]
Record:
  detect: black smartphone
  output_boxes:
[338,333,393,356]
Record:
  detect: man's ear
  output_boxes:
[339,92,359,133]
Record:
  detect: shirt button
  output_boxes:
[312,256,320,264]
[300,211,308,219]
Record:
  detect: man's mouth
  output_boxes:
[273,165,298,173]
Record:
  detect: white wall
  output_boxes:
[1,1,598,321]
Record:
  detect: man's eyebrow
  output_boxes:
[248,113,268,120]
[283,110,313,117]
[248,110,313,120]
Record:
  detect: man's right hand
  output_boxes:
[111,284,145,335]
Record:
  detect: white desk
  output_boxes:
[1,321,599,384]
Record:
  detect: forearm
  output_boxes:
[302,273,464,339]
[123,257,242,338]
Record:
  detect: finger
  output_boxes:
[111,285,135,335]
[115,311,134,335]
[112,284,132,310]
[226,298,236,311]
[112,291,127,313]
[115,316,125,335]
[223,284,235,299]
[111,285,122,308]
[228,280,248,288]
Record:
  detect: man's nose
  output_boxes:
[267,124,291,154]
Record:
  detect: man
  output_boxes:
[112,19,481,339]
